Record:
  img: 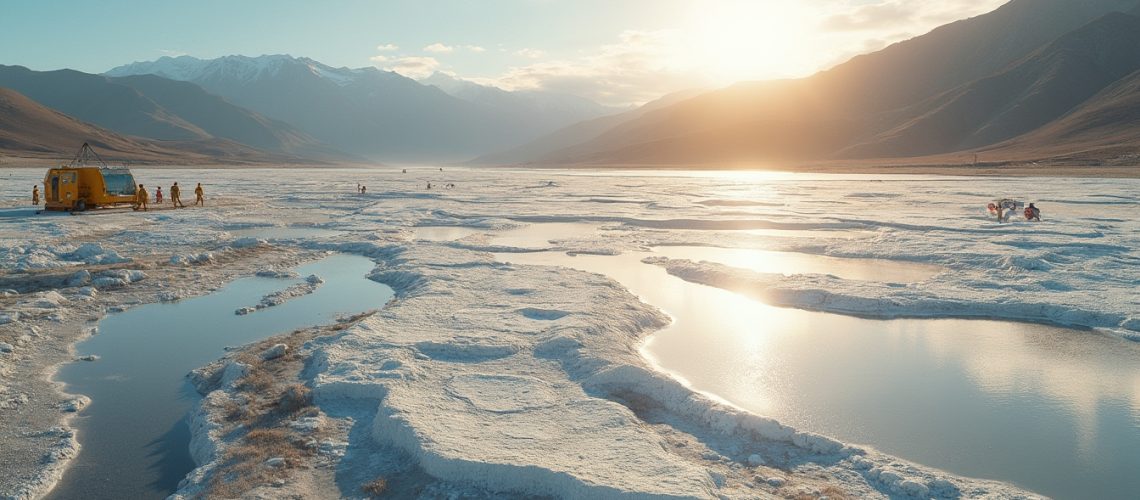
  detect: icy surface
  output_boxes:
[4,167,1136,499]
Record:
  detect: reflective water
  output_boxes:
[49,254,393,499]
[487,222,602,248]
[654,245,943,283]
[493,250,1140,500]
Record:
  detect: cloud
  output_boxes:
[822,2,916,31]
[821,0,1006,33]
[375,56,440,78]
[375,43,399,52]
[516,48,546,59]
[463,45,487,53]
[489,30,707,106]
[423,43,454,53]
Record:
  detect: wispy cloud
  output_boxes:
[820,0,1006,33]
[515,48,546,59]
[375,43,400,52]
[487,30,706,106]
[372,55,440,78]
[423,43,454,53]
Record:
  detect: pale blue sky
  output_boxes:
[0,0,1007,104]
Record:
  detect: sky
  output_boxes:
[0,0,1008,105]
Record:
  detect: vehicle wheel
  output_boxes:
[76,200,87,212]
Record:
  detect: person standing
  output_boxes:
[32,185,39,205]
[1025,203,1041,222]
[156,186,164,204]
[194,183,205,206]
[135,184,149,211]
[170,182,185,208]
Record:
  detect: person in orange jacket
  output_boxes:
[135,184,149,211]
[171,182,185,208]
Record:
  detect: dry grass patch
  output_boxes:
[205,311,377,497]
[361,477,388,497]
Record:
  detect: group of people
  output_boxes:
[988,199,1042,223]
[133,182,204,211]
[356,183,368,194]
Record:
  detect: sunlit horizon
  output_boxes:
[3,0,1009,106]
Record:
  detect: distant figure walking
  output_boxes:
[356,183,361,193]
[155,186,163,204]
[135,184,149,211]
[427,182,432,190]
[194,183,205,206]
[32,185,39,205]
[171,182,185,208]
[1025,203,1041,222]
[402,169,407,174]
[361,185,366,194]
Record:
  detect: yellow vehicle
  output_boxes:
[43,143,138,212]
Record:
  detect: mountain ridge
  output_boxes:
[107,55,617,162]
[0,64,343,161]
[503,0,1140,166]
[0,87,293,164]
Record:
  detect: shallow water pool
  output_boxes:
[488,222,602,248]
[493,250,1140,500]
[653,245,943,283]
[48,254,393,499]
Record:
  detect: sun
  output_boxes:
[683,1,821,85]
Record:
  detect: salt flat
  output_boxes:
[1,166,1136,499]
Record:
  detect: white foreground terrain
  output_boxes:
[1,167,1137,499]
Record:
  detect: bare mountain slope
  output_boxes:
[0,65,344,161]
[844,12,1140,158]
[0,87,291,164]
[510,0,1140,166]
[981,68,1140,160]
[471,90,703,165]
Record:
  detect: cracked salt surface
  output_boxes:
[494,244,1140,500]
[6,167,1139,500]
[47,254,392,500]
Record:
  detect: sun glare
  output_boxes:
[684,1,820,84]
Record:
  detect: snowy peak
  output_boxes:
[420,71,486,96]
[108,54,293,83]
[106,54,394,88]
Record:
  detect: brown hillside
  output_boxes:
[0,87,289,164]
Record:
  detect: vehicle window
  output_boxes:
[102,172,138,196]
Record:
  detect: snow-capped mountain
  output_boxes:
[107,55,616,161]
[107,55,390,88]
[0,64,342,161]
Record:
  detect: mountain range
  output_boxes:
[0,87,281,164]
[3,0,1140,168]
[488,0,1140,166]
[105,56,616,162]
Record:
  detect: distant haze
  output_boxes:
[2,0,1008,106]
